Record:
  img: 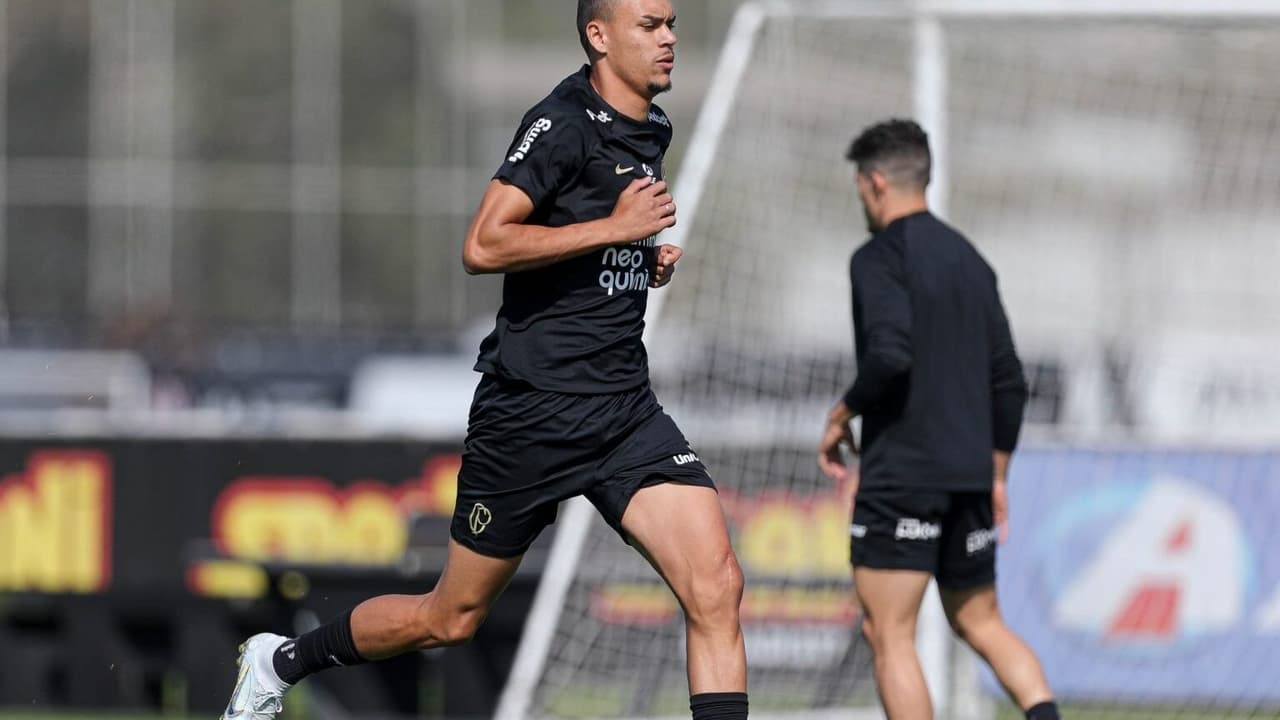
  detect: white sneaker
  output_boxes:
[221,632,292,720]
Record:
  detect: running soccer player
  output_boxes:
[221,2,748,720]
[819,119,1060,720]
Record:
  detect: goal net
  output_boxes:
[500,2,1280,718]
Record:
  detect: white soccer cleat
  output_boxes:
[221,632,292,720]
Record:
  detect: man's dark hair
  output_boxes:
[577,0,617,58]
[846,119,931,191]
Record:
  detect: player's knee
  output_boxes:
[859,615,878,651]
[948,609,1000,646]
[435,612,483,647]
[946,608,978,641]
[413,594,485,648]
[860,609,912,654]
[683,549,744,628]
[944,592,1001,644]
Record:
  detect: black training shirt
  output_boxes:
[843,211,1028,492]
[474,66,673,393]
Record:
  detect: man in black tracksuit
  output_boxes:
[818,119,1060,720]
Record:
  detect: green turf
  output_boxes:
[4,699,1278,720]
[0,714,211,720]
[0,682,313,720]
[995,704,1280,720]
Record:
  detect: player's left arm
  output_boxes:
[650,244,682,288]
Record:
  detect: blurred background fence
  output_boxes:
[0,3,750,718]
[0,0,746,422]
[2,1,1280,719]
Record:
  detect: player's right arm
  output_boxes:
[988,273,1026,543]
[463,107,675,275]
[462,177,675,274]
[989,276,1027,454]
[840,247,914,416]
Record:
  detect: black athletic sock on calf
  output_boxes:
[271,609,366,685]
[690,692,748,720]
[1026,700,1061,720]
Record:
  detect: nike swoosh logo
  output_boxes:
[224,660,251,718]
[615,164,634,174]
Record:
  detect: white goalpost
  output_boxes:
[499,1,1280,718]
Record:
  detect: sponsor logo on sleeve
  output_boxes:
[507,118,553,163]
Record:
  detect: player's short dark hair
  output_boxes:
[847,119,931,191]
[577,0,617,58]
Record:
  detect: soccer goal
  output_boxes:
[498,2,1280,718]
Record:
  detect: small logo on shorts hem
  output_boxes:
[850,523,868,538]
[469,503,492,535]
[895,518,942,541]
[965,526,999,555]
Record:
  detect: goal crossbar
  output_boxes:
[758,0,1280,19]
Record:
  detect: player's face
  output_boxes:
[605,0,677,98]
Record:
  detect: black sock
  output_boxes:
[690,692,748,720]
[271,610,366,685]
[1026,700,1060,720]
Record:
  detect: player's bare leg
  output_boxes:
[941,584,1054,712]
[350,539,522,657]
[854,567,933,720]
[621,483,747,697]
[222,540,520,719]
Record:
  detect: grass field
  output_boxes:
[2,703,1278,720]
[2,696,1280,717]
[995,705,1280,720]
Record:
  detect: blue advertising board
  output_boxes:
[995,446,1280,705]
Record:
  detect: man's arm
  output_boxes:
[651,244,682,288]
[993,449,1011,542]
[818,399,858,483]
[462,178,676,274]
[990,285,1027,454]
[989,279,1026,543]
[841,249,914,415]
[819,248,912,483]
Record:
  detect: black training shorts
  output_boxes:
[452,374,714,557]
[850,488,998,590]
